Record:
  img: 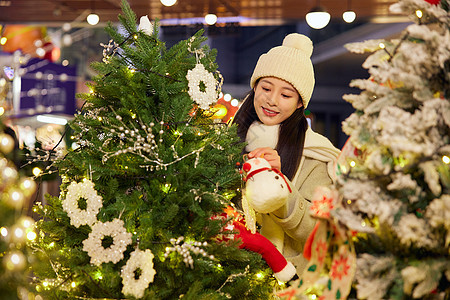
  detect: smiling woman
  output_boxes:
[232,33,341,277]
[253,77,302,126]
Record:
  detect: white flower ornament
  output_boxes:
[138,15,153,35]
[186,63,218,110]
[82,218,132,266]
[121,248,156,298]
[62,179,103,228]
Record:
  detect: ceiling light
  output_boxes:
[306,6,330,29]
[87,13,99,25]
[87,0,99,25]
[205,13,217,25]
[36,115,68,125]
[160,0,177,7]
[342,0,356,23]
[343,11,356,23]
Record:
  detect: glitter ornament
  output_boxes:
[62,180,103,228]
[186,63,218,110]
[0,133,15,154]
[163,236,212,268]
[82,219,132,266]
[121,248,156,298]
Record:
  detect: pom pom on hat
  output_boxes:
[282,33,313,58]
[250,33,315,108]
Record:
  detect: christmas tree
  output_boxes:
[0,122,38,299]
[28,1,278,299]
[336,0,449,298]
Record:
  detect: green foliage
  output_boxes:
[29,1,278,299]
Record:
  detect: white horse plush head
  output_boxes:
[242,157,291,214]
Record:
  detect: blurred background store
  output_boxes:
[0,0,410,202]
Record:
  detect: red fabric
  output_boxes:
[424,0,440,4]
[233,221,288,273]
[303,222,321,260]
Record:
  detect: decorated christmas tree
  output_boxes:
[28,1,279,299]
[276,0,449,299]
[0,122,38,299]
[332,0,449,298]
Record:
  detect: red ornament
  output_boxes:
[424,0,440,4]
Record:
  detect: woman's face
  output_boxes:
[253,77,302,126]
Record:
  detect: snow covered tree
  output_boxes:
[28,1,279,299]
[247,1,449,299]
[333,0,449,298]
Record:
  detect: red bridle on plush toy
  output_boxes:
[242,163,292,193]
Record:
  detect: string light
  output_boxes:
[223,93,232,101]
[442,155,449,164]
[32,167,42,177]
[230,99,239,107]
[256,272,264,279]
[1,227,8,237]
[415,10,423,18]
[27,231,37,241]
[349,160,356,167]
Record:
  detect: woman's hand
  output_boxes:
[248,147,281,171]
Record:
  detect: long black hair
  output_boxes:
[232,88,308,181]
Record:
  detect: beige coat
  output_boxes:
[245,121,340,275]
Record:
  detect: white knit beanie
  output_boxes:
[250,33,315,108]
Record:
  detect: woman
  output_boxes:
[233,33,340,275]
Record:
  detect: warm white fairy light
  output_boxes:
[223,93,232,101]
[32,167,42,177]
[230,99,239,107]
[27,231,37,241]
[1,227,7,237]
[442,155,449,164]
[164,236,214,268]
[415,10,423,18]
